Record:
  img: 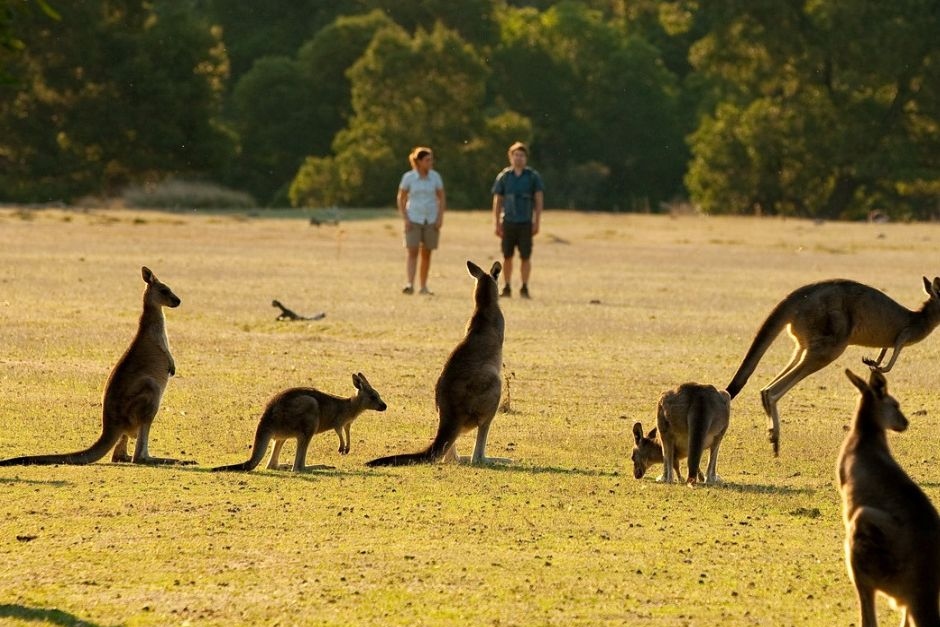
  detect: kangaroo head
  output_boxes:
[467,260,501,304]
[631,421,663,479]
[921,276,940,317]
[141,266,181,309]
[845,368,908,433]
[353,372,387,412]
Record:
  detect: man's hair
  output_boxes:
[507,141,528,157]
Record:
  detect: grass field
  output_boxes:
[0,207,938,626]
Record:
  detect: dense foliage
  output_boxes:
[1,0,939,218]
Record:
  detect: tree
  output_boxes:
[684,0,940,219]
[0,1,233,202]
[291,22,529,208]
[490,1,686,210]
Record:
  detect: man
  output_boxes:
[491,141,544,299]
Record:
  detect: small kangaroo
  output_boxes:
[726,277,940,455]
[366,260,507,467]
[838,369,940,627]
[631,383,730,485]
[212,373,387,472]
[0,266,190,466]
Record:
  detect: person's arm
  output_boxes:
[397,187,410,230]
[492,194,504,237]
[532,190,544,236]
[435,186,446,229]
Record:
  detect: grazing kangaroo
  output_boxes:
[838,369,940,627]
[366,260,506,467]
[726,276,940,455]
[631,383,730,485]
[212,373,387,472]
[0,266,190,466]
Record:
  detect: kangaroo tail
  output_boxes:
[366,418,459,467]
[211,424,272,472]
[685,394,707,483]
[726,298,793,399]
[0,426,121,466]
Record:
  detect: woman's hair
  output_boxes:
[409,146,433,168]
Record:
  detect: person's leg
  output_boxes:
[419,247,432,292]
[518,225,534,298]
[500,226,516,296]
[404,247,418,293]
[502,254,512,296]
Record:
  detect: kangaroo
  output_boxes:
[272,299,325,322]
[0,266,190,466]
[631,383,730,485]
[366,260,506,467]
[726,276,940,456]
[212,373,387,472]
[838,369,940,627]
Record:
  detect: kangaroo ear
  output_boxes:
[490,261,502,281]
[868,369,888,397]
[647,427,657,440]
[352,373,362,389]
[932,277,940,298]
[142,266,154,284]
[632,422,644,444]
[467,260,484,279]
[845,368,868,393]
[356,372,369,386]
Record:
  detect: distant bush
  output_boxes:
[123,180,257,209]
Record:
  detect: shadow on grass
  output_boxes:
[708,481,814,495]
[0,604,117,627]
[0,476,70,488]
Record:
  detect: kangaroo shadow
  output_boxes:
[362,462,622,479]
[708,481,814,496]
[0,604,119,627]
[0,476,70,488]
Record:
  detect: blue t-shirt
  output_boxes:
[491,167,544,223]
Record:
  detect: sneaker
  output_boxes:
[402,284,414,295]
[500,285,511,298]
[419,286,434,295]
[520,284,530,299]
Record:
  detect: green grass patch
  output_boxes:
[0,207,937,625]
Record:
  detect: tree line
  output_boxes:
[1,0,939,219]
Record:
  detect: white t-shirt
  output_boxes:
[400,169,443,223]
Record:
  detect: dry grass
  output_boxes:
[0,207,938,626]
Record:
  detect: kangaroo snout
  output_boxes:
[376,402,388,412]
[169,296,181,308]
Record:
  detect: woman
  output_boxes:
[398,146,445,295]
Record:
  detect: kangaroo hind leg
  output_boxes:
[761,345,844,456]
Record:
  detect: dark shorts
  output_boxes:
[501,221,533,259]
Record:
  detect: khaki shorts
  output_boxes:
[404,221,440,250]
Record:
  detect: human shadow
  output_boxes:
[0,603,119,627]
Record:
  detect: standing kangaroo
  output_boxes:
[726,277,940,455]
[366,260,507,467]
[212,373,387,472]
[0,266,190,466]
[631,383,730,485]
[838,369,940,627]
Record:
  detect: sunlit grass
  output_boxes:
[0,207,938,626]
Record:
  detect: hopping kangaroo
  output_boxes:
[212,373,387,472]
[727,277,940,455]
[366,260,506,467]
[631,383,730,485]
[0,266,189,466]
[838,369,940,627]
